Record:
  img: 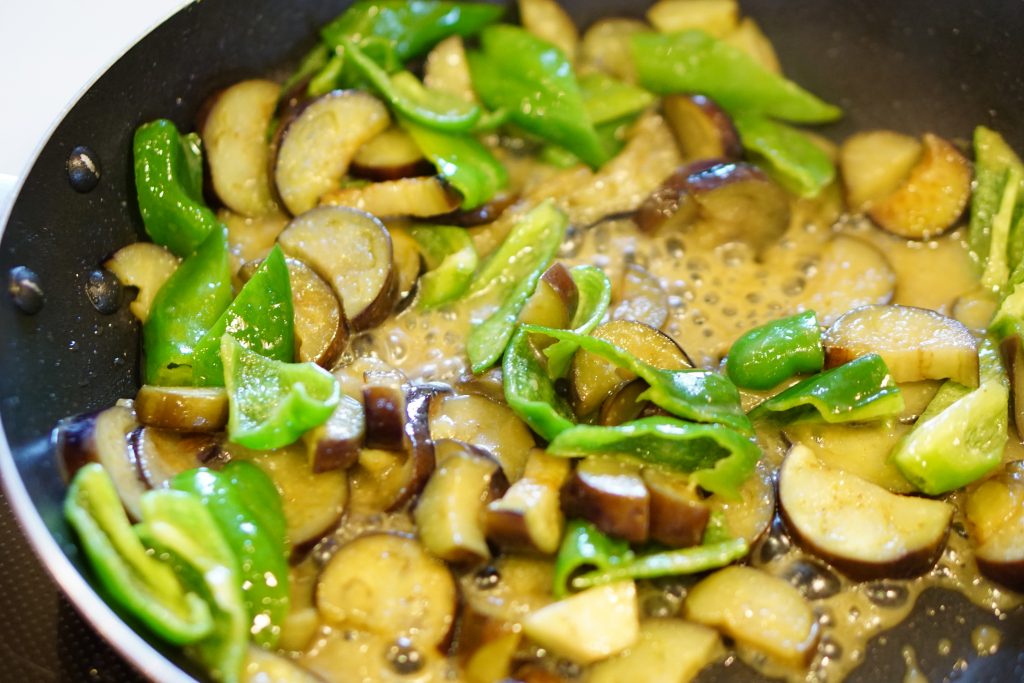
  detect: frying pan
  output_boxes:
[1,0,1022,681]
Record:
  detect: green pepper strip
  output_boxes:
[410,225,479,308]
[222,461,289,552]
[725,311,824,390]
[521,325,753,435]
[320,0,504,64]
[732,112,836,198]
[969,126,1024,273]
[343,38,481,132]
[222,335,340,449]
[402,118,508,209]
[64,464,212,645]
[748,353,904,424]
[632,30,841,124]
[890,339,1008,495]
[280,43,330,101]
[171,466,290,649]
[503,327,575,442]
[546,417,760,499]
[544,265,613,378]
[133,119,221,257]
[984,168,1023,291]
[143,227,233,387]
[552,520,634,598]
[138,490,247,683]
[466,202,567,373]
[572,538,749,591]
[469,25,609,168]
[578,72,655,126]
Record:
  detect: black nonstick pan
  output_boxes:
[1,1,1022,681]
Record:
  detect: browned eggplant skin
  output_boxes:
[643,470,710,548]
[1002,335,1024,441]
[388,383,453,512]
[362,385,406,452]
[561,459,650,544]
[663,93,743,162]
[134,385,229,433]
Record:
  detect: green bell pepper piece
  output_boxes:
[64,464,212,645]
[546,417,761,499]
[171,467,289,648]
[543,265,613,378]
[307,51,347,98]
[571,538,749,591]
[748,353,904,424]
[469,25,609,168]
[732,112,836,197]
[133,119,221,257]
[343,38,481,132]
[402,118,508,209]
[409,225,479,308]
[578,72,655,126]
[191,245,295,387]
[552,520,635,598]
[222,335,340,449]
[980,167,1022,292]
[222,461,288,552]
[631,30,841,124]
[143,227,233,387]
[725,311,824,390]
[466,201,567,372]
[503,327,575,441]
[521,325,753,435]
[890,340,1008,495]
[969,126,1024,272]
[320,0,504,63]
[280,43,331,100]
[138,490,247,683]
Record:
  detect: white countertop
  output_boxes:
[0,0,190,213]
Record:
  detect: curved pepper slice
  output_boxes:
[143,227,233,387]
[542,265,613,378]
[725,311,824,390]
[410,225,479,307]
[546,417,760,498]
[503,327,575,441]
[552,520,634,598]
[138,490,247,683]
[402,119,508,209]
[192,245,295,388]
[171,466,289,649]
[748,353,904,424]
[222,334,340,449]
[222,461,289,552]
[732,113,836,198]
[571,538,749,591]
[133,119,221,257]
[63,464,212,645]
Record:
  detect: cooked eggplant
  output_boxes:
[316,533,457,649]
[684,566,818,668]
[868,133,972,239]
[388,224,424,303]
[201,79,280,217]
[839,129,923,213]
[273,90,390,215]
[647,0,739,37]
[484,449,570,554]
[561,457,650,544]
[464,632,520,683]
[722,17,781,73]
[637,160,790,252]
[103,242,179,322]
[571,320,692,417]
[966,462,1024,591]
[522,581,639,665]
[642,469,710,548]
[800,235,896,325]
[778,444,952,579]
[227,443,348,548]
[414,439,508,563]
[518,262,579,330]
[320,176,461,218]
[363,385,406,452]
[579,18,648,83]
[394,383,452,511]
[423,36,476,103]
[129,427,218,489]
[610,263,670,330]
[1002,335,1024,440]
[278,206,397,330]
[706,459,775,545]
[54,405,146,520]
[351,126,431,181]
[134,385,228,433]
[663,94,742,163]
[220,208,290,265]
[347,448,412,514]
[428,393,536,482]
[598,379,654,427]
[302,394,364,473]
[519,0,579,62]
[823,304,979,386]
[587,619,723,683]
[301,628,448,683]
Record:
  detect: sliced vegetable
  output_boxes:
[632,30,841,124]
[402,119,508,209]
[221,335,339,450]
[579,72,655,126]
[748,353,903,424]
[519,0,579,62]
[423,36,476,102]
[580,18,648,83]
[980,167,1022,291]
[553,520,635,598]
[966,463,1024,591]
[130,428,218,489]
[63,464,213,645]
[483,449,569,554]
[283,257,348,368]
[192,245,294,387]
[839,129,922,212]
[572,538,748,590]
[351,125,430,180]
[503,327,575,441]
[969,126,1024,268]
[543,265,613,378]
[133,119,220,256]
[561,458,650,544]
[647,0,739,37]
[587,619,723,683]
[409,224,478,307]
[800,235,896,325]
[302,394,364,472]
[143,227,232,387]
[135,385,228,433]
[610,264,669,331]
[725,311,824,390]
[662,93,742,162]
[104,242,179,323]
[732,112,836,197]
[321,174,461,217]
[643,469,711,548]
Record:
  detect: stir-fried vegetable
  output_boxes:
[725,311,824,390]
